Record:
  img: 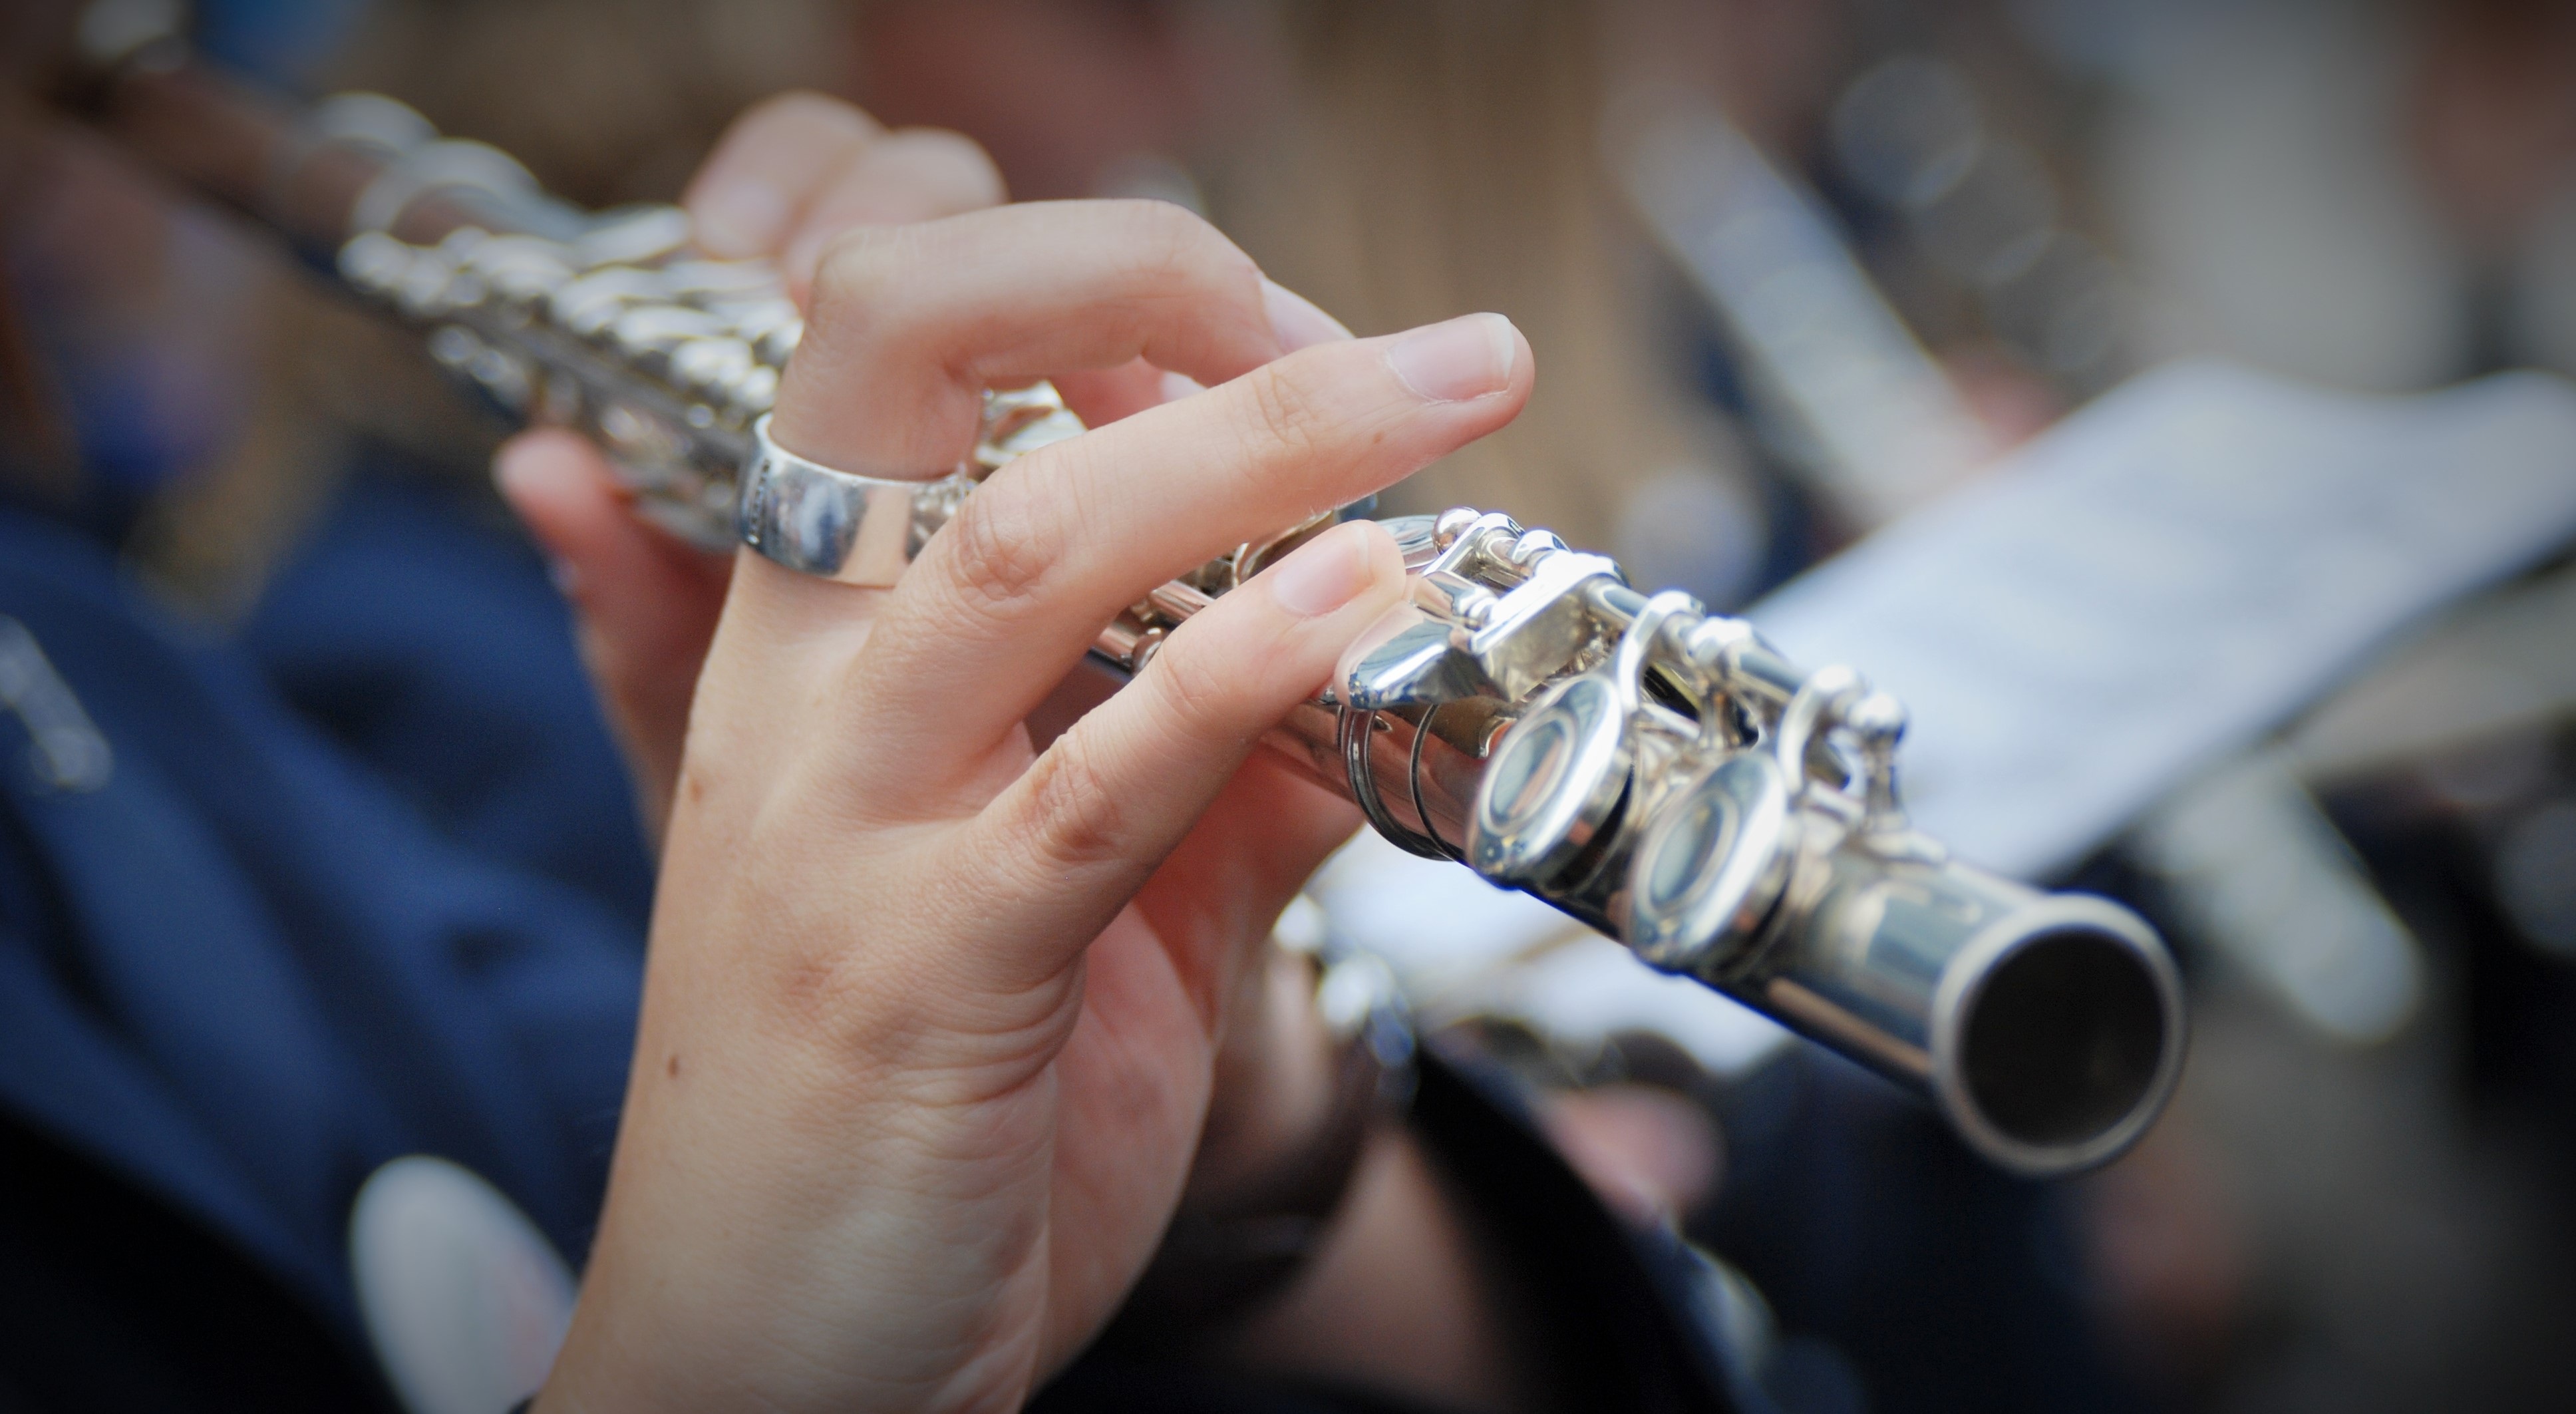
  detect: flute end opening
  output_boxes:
[1947,915,2185,1178]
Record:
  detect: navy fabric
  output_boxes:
[1695,1045,2150,1414]
[0,498,641,1345]
[239,474,656,934]
[0,1100,397,1410]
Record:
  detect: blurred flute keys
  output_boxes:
[79,48,2187,1175]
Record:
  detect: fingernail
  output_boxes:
[1159,369,1208,403]
[1269,521,1383,618]
[1262,277,1353,353]
[693,180,792,257]
[1387,313,1517,403]
[491,437,550,496]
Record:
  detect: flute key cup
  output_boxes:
[1468,670,1634,886]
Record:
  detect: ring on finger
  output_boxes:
[735,385,1084,587]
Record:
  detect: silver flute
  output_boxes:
[73,36,2183,1177]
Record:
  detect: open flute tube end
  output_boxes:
[1706,872,2185,1180]
[1716,842,2187,1180]
[1924,896,2186,1178]
[1611,733,2187,1179]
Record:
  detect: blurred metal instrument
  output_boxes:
[1609,90,1993,528]
[2134,753,2421,1043]
[1615,79,2435,1051]
[65,23,2184,1176]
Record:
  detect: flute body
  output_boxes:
[76,47,2184,1177]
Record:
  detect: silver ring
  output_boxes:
[735,415,975,588]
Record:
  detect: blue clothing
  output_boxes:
[0,488,642,1379]
[239,475,655,935]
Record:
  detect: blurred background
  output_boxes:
[7,1,2575,1411]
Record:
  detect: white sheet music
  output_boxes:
[1751,361,2576,880]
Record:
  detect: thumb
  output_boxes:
[494,430,733,842]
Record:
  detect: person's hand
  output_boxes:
[533,186,1534,1411]
[498,92,1391,1334]
[496,94,1006,841]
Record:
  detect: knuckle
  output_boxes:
[935,487,1060,623]
[1142,633,1241,741]
[1112,195,1201,248]
[1107,198,1253,289]
[808,224,901,311]
[806,226,945,356]
[1237,363,1334,464]
[1019,733,1132,873]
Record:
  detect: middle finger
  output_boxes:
[765,199,1299,480]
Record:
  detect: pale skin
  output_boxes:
[496,95,1553,1413]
